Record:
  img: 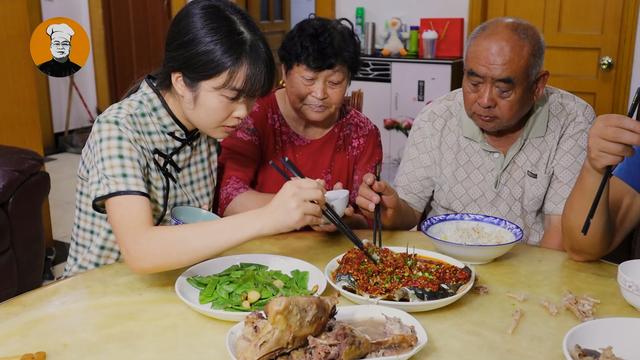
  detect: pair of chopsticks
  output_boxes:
[581,86,640,235]
[372,163,383,247]
[269,157,379,264]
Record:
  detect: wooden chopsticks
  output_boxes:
[581,86,640,235]
[269,157,379,264]
[373,163,382,247]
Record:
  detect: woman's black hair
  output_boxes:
[278,16,361,78]
[151,0,274,99]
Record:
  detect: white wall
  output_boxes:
[336,0,470,45]
[41,0,97,133]
[629,7,640,107]
[291,0,315,27]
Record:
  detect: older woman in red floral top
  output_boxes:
[218,17,382,230]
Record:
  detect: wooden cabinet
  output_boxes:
[0,0,53,247]
[0,0,50,154]
[349,56,462,182]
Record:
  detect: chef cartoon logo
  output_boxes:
[30,17,90,78]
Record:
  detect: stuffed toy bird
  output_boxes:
[381,17,408,56]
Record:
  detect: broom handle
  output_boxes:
[64,75,74,137]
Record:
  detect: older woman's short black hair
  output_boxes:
[278,17,361,78]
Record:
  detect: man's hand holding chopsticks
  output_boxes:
[356,173,421,230]
[586,114,640,174]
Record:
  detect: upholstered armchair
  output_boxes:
[0,145,50,302]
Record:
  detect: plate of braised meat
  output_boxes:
[226,296,427,360]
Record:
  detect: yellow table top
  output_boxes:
[0,231,638,360]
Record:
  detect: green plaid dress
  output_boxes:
[63,77,218,277]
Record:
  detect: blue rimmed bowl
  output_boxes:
[170,206,220,225]
[420,213,524,264]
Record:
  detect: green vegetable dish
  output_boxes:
[186,263,318,312]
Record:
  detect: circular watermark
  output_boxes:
[30,17,90,78]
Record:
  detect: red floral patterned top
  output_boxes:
[217,91,382,215]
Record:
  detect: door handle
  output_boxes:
[599,56,614,71]
[394,92,398,111]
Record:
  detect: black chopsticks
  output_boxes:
[581,87,640,235]
[269,157,379,264]
[373,163,382,247]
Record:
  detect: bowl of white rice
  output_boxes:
[420,213,523,264]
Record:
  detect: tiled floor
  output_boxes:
[46,152,81,278]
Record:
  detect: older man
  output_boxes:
[38,23,81,78]
[356,17,594,249]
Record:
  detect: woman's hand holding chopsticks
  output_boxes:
[271,157,379,263]
[261,178,327,233]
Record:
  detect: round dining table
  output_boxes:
[0,230,637,359]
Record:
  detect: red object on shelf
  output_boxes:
[419,18,464,58]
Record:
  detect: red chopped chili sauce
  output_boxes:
[334,247,471,297]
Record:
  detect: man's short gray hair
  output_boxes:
[465,17,545,83]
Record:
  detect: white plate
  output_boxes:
[175,254,327,322]
[562,317,640,360]
[325,247,475,312]
[226,304,428,360]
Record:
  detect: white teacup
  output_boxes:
[325,189,349,218]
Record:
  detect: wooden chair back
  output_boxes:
[344,89,363,112]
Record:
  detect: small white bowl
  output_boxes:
[325,189,349,218]
[420,213,523,264]
[618,259,640,311]
[562,317,640,359]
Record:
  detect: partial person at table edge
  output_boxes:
[356,17,594,250]
[216,16,382,232]
[562,114,640,261]
[63,0,328,277]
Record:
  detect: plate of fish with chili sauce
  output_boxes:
[325,245,475,312]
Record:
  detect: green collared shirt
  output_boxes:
[460,95,549,189]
